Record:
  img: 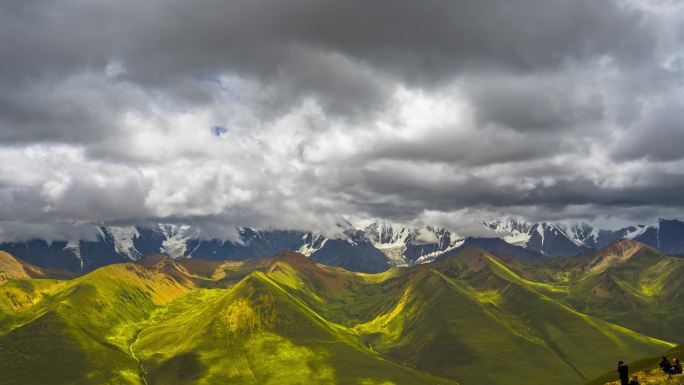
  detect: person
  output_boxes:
[671,358,683,374]
[617,361,629,385]
[660,356,672,375]
[628,375,640,385]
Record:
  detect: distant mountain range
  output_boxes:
[484,218,684,256]
[2,218,684,274]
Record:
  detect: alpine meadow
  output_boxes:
[2,0,684,384]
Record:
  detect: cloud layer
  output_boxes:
[1,0,683,241]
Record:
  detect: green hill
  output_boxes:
[0,263,189,385]
[533,240,684,343]
[0,245,680,385]
[350,247,671,385]
[134,270,454,385]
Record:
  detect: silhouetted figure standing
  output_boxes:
[672,358,683,375]
[617,361,629,385]
[660,356,672,375]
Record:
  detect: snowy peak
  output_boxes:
[485,218,533,246]
[363,222,416,247]
[485,218,533,234]
[483,218,684,257]
[485,220,606,256]
[363,222,455,248]
[3,218,684,275]
[359,222,463,265]
[558,223,596,247]
[298,233,327,256]
[525,223,588,256]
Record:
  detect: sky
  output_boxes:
[1,0,684,241]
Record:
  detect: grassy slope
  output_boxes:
[349,248,671,385]
[355,268,581,385]
[530,240,684,343]
[0,251,34,284]
[134,270,455,385]
[0,263,189,385]
[0,246,678,385]
[586,345,684,385]
[0,250,73,284]
[601,370,684,385]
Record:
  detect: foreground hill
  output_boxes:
[0,247,677,385]
[0,262,190,384]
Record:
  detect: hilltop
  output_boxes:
[0,251,55,285]
[586,345,684,385]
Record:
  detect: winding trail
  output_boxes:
[129,330,149,385]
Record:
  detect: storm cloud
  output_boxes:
[0,0,683,241]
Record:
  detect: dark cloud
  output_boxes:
[0,75,145,145]
[350,165,684,220]
[364,125,563,166]
[614,102,684,162]
[0,0,655,129]
[0,0,682,240]
[469,74,605,132]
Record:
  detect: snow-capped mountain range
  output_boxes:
[2,219,684,274]
[484,218,684,257]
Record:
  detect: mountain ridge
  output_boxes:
[2,219,684,274]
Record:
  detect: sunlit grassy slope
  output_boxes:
[0,262,189,385]
[135,270,454,385]
[0,244,680,385]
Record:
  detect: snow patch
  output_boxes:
[485,218,533,247]
[550,224,584,247]
[589,227,600,241]
[298,237,327,257]
[624,225,648,240]
[415,239,465,264]
[503,231,531,246]
[377,245,409,266]
[160,224,191,259]
[64,240,83,269]
[107,226,142,260]
[536,224,545,246]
